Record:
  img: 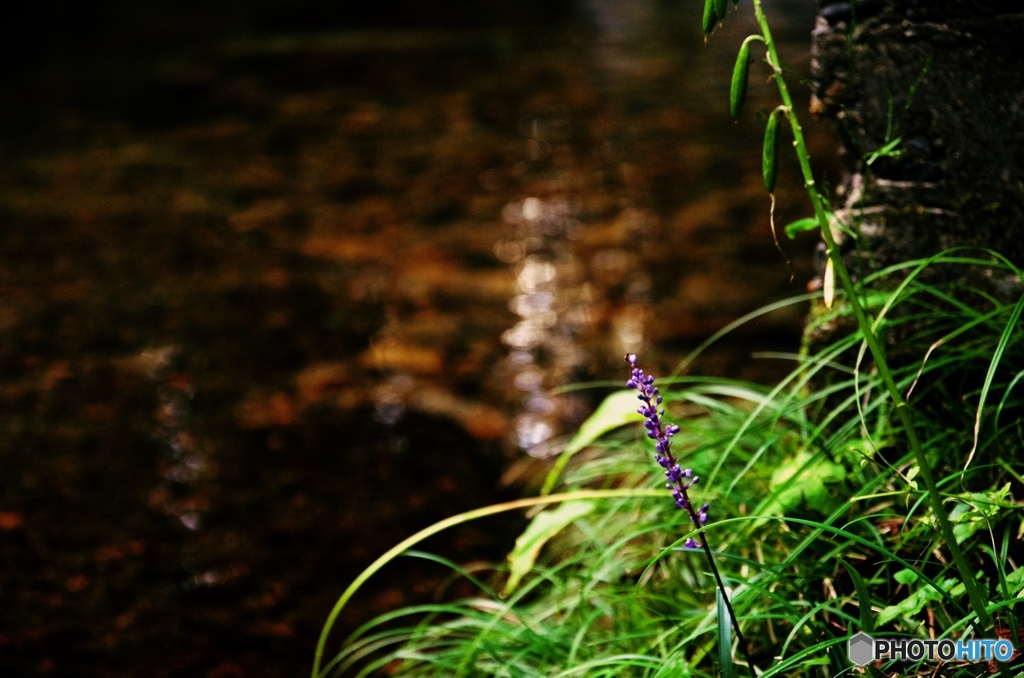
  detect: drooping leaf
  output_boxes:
[762,108,781,193]
[966,293,1024,471]
[729,39,752,120]
[566,390,646,455]
[702,0,719,35]
[541,390,645,494]
[503,500,596,596]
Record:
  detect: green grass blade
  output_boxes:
[965,291,1024,469]
[717,587,734,678]
[839,557,875,634]
[312,489,664,677]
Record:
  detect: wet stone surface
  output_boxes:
[0,3,833,676]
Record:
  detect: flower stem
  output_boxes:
[750,0,992,634]
[627,356,756,675]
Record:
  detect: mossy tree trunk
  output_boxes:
[810,0,1024,276]
[803,0,1024,375]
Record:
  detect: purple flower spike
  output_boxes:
[626,354,709,547]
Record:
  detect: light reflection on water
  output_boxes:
[500,195,592,455]
[140,347,213,543]
[490,2,820,455]
[351,0,824,455]
[497,180,658,455]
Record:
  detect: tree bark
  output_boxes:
[810,0,1024,278]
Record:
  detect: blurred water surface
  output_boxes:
[0,1,835,675]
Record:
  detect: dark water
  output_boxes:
[0,2,835,675]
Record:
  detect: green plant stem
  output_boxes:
[750,0,993,634]
[311,488,665,678]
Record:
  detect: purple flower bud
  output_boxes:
[626,354,712,533]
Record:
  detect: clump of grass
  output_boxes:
[315,252,1024,677]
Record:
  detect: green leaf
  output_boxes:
[967,293,1024,471]
[714,0,727,27]
[541,390,645,494]
[502,500,595,597]
[1005,567,1024,597]
[762,107,781,193]
[840,558,875,633]
[763,450,847,514]
[729,39,752,120]
[865,136,903,166]
[949,503,986,544]
[566,390,646,455]
[877,576,957,626]
[893,568,919,586]
[949,483,1013,544]
[784,217,819,239]
[702,0,719,35]
[717,588,734,678]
